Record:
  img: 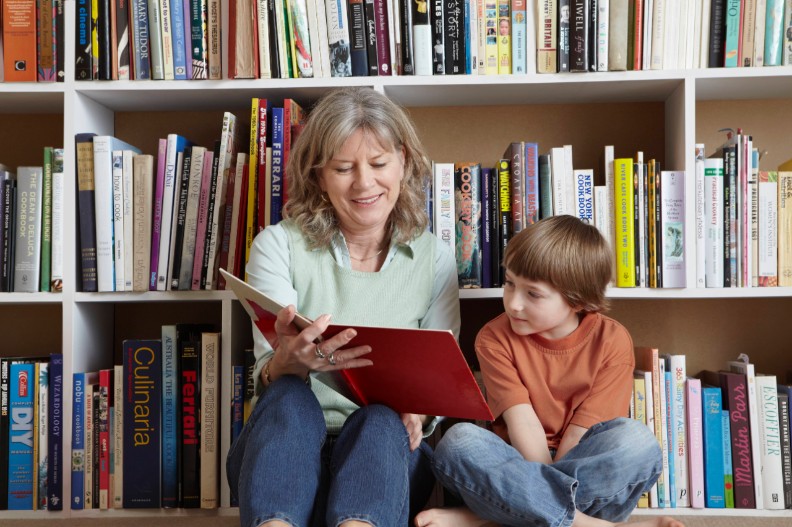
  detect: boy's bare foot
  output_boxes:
[618,518,685,527]
[414,507,496,527]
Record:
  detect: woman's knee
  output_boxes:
[260,375,324,427]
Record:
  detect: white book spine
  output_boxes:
[643,0,654,71]
[524,0,536,73]
[756,375,785,509]
[691,0,701,68]
[593,185,608,237]
[305,0,324,77]
[758,173,778,282]
[314,0,332,77]
[386,0,398,74]
[574,169,594,223]
[597,0,609,70]
[660,170,686,288]
[699,0,712,67]
[51,151,64,289]
[604,145,615,254]
[206,113,238,289]
[694,145,706,288]
[704,158,724,287]
[433,162,456,251]
[122,151,135,291]
[550,147,568,216]
[324,0,352,76]
[166,152,184,290]
[469,0,480,73]
[179,146,208,290]
[413,26,433,75]
[93,137,117,292]
[663,0,677,69]
[111,151,125,292]
[275,0,290,76]
[159,0,175,79]
[256,0,272,78]
[563,145,575,218]
[156,134,183,291]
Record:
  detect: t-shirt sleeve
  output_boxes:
[476,329,531,420]
[569,327,635,429]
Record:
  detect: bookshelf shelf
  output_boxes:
[73,291,233,303]
[459,287,792,300]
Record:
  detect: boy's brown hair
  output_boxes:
[503,215,612,313]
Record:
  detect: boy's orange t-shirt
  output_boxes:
[475,312,634,450]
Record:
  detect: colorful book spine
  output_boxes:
[523,143,539,225]
[702,385,726,508]
[574,169,594,224]
[70,372,86,509]
[660,170,686,288]
[40,147,53,292]
[724,0,741,66]
[665,370,676,507]
[8,361,35,510]
[454,163,482,288]
[704,157,724,287]
[47,353,63,510]
[721,371,756,508]
[270,107,285,226]
[122,339,162,508]
[170,0,188,78]
[614,158,635,287]
[97,368,112,509]
[686,378,705,508]
[161,325,179,507]
[480,167,493,289]
[180,334,201,507]
[723,409,735,507]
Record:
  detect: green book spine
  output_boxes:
[40,147,53,292]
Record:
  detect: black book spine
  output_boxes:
[399,0,414,74]
[709,0,726,67]
[587,0,597,71]
[431,0,445,73]
[654,161,663,288]
[56,0,66,80]
[558,0,570,71]
[444,0,464,74]
[97,0,112,79]
[0,358,10,509]
[268,0,281,78]
[722,146,733,287]
[777,392,792,508]
[348,0,370,76]
[364,0,379,75]
[570,0,589,71]
[200,141,222,289]
[75,0,92,80]
[179,338,201,508]
[170,150,193,289]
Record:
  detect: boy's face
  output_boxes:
[502,270,581,340]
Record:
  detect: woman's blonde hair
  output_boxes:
[503,215,613,313]
[283,87,431,249]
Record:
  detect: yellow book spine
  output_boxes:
[497,0,511,74]
[633,374,648,507]
[614,158,636,287]
[245,98,260,268]
[778,171,792,286]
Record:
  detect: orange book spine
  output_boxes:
[3,0,38,81]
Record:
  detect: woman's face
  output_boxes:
[319,128,405,237]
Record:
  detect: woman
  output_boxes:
[226,87,460,527]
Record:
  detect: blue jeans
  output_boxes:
[431,418,662,527]
[226,376,435,527]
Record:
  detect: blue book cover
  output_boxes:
[480,167,492,289]
[270,107,285,226]
[523,142,539,225]
[702,386,725,508]
[70,373,86,509]
[664,370,676,508]
[47,354,63,510]
[464,0,471,73]
[232,365,244,443]
[123,339,163,508]
[170,0,188,79]
[130,0,152,79]
[161,325,179,508]
[722,409,735,507]
[8,362,35,510]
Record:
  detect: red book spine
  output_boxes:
[720,371,756,508]
[256,100,269,232]
[372,0,392,75]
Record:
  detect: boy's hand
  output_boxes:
[401,413,426,451]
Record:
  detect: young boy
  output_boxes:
[416,216,683,527]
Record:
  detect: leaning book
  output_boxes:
[220,269,492,421]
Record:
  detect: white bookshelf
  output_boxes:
[2,1,792,523]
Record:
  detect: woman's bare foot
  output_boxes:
[616,518,685,527]
[414,507,496,527]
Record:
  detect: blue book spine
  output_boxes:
[480,167,492,289]
[130,0,152,79]
[123,339,163,508]
[170,0,188,79]
[70,373,85,509]
[182,0,193,78]
[464,0,471,73]
[230,365,244,507]
[523,142,539,225]
[47,354,63,510]
[270,107,285,226]
[8,362,35,510]
[161,327,178,508]
[702,386,725,508]
[664,370,676,508]
[722,409,735,507]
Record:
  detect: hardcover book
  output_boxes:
[454,163,482,288]
[13,167,43,292]
[8,361,35,510]
[701,384,726,508]
[221,269,492,421]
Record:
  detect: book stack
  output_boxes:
[70,325,221,510]
[0,354,64,511]
[630,350,792,511]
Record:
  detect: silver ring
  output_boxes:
[327,352,337,366]
[314,344,326,359]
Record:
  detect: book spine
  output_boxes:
[765,0,785,65]
[757,376,785,509]
[724,0,741,66]
[199,146,221,289]
[508,143,523,233]
[170,151,192,289]
[325,0,353,75]
[570,0,589,71]
[97,368,112,509]
[523,143,539,225]
[116,0,131,79]
[92,137,117,292]
[497,159,511,283]
[454,163,482,288]
[660,171,686,288]
[480,168,493,289]
[111,151,125,292]
[112,364,123,508]
[511,0,526,73]
[665,370,676,507]
[372,0,391,74]
[702,386,726,508]
[76,134,98,292]
[495,0,510,73]
[179,147,207,290]
[14,167,43,292]
[778,392,792,508]
[8,362,35,510]
[132,155,154,291]
[255,101,268,232]
[695,145,706,287]
[432,163,455,251]
[270,107,285,225]
[40,147,53,292]
[47,354,63,510]
[3,0,37,81]
[778,172,792,286]
[75,0,93,79]
[191,150,214,290]
[200,332,220,508]
[758,171,778,286]
[537,0,557,72]
[348,0,369,75]
[122,339,162,508]
[131,0,152,78]
[70,373,85,509]
[180,337,201,507]
[614,158,635,287]
[686,378,705,508]
[574,169,594,224]
[122,151,135,290]
[723,409,735,507]
[704,158,725,287]
[170,0,188,78]
[2,180,16,292]
[723,372,756,508]
[49,150,63,290]
[161,325,179,507]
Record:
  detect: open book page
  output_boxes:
[221,269,493,420]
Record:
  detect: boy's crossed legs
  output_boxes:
[417,420,685,527]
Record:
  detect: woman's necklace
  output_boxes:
[348,248,384,262]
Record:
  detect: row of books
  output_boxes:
[0,0,65,82]
[430,144,686,289]
[0,354,64,511]
[694,136,792,289]
[74,0,222,81]
[0,150,65,293]
[539,0,792,74]
[70,326,221,509]
[630,349,792,510]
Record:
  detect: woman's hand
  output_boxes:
[266,305,374,383]
[401,413,427,451]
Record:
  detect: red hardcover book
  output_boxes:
[256,99,269,233]
[221,269,493,421]
[3,0,37,81]
[97,368,113,509]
